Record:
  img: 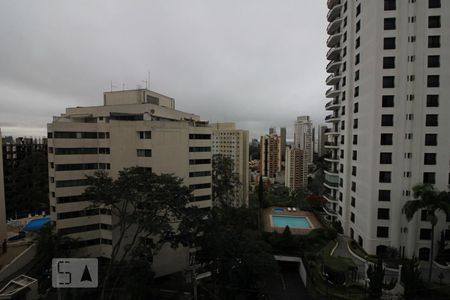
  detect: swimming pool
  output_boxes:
[273,208,284,213]
[271,215,312,229]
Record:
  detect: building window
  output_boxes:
[356,3,361,16]
[425,134,437,146]
[428,55,440,68]
[379,190,391,202]
[189,171,212,178]
[423,172,435,184]
[189,147,211,152]
[355,70,360,81]
[382,95,394,107]
[352,166,357,176]
[429,0,441,8]
[378,208,390,220]
[354,86,359,97]
[137,149,152,157]
[355,37,360,49]
[420,229,432,240]
[424,153,436,165]
[426,95,439,107]
[339,178,343,187]
[352,151,357,161]
[353,135,358,145]
[351,181,356,192]
[383,76,395,88]
[353,119,358,129]
[354,54,360,66]
[380,133,393,145]
[351,213,355,223]
[428,16,441,28]
[384,18,396,30]
[383,57,395,69]
[356,20,361,33]
[341,135,345,144]
[379,171,391,183]
[428,36,440,48]
[384,0,396,10]
[341,120,345,130]
[341,106,346,116]
[427,75,440,87]
[381,114,394,126]
[137,131,151,139]
[189,134,211,140]
[380,152,392,164]
[426,114,438,126]
[351,197,356,207]
[354,102,359,113]
[377,226,389,238]
[384,37,396,49]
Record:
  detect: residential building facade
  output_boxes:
[0,131,6,242]
[260,134,281,179]
[47,89,212,276]
[324,0,450,259]
[285,146,308,192]
[294,116,313,165]
[211,122,249,207]
[317,125,327,158]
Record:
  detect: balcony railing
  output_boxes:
[327,0,341,10]
[326,32,342,48]
[327,3,343,22]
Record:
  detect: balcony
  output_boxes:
[327,32,342,48]
[324,141,339,149]
[327,17,343,34]
[326,46,341,61]
[325,100,340,110]
[325,87,341,98]
[326,74,342,86]
[327,3,343,22]
[323,193,338,203]
[323,203,338,217]
[325,169,339,177]
[324,128,339,136]
[324,155,339,163]
[327,0,341,9]
[326,60,342,73]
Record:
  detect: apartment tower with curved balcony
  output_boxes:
[324,0,450,259]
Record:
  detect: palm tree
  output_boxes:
[402,184,450,283]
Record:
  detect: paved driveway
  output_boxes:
[262,261,310,300]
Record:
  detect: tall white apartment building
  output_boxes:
[0,130,7,242]
[294,116,313,165]
[47,89,212,276]
[324,0,450,259]
[211,123,249,207]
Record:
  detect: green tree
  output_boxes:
[367,257,385,299]
[7,151,49,217]
[84,167,202,300]
[402,184,450,283]
[212,154,241,207]
[401,256,423,299]
[197,207,277,299]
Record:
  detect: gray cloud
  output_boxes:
[0,0,328,139]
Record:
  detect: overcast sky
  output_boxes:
[0,0,328,139]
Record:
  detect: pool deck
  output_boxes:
[263,207,322,235]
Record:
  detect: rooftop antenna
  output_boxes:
[142,80,148,89]
[148,71,150,90]
[110,81,118,91]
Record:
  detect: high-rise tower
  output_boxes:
[324,0,450,259]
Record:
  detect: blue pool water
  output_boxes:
[23,218,50,232]
[272,215,312,229]
[273,208,284,213]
